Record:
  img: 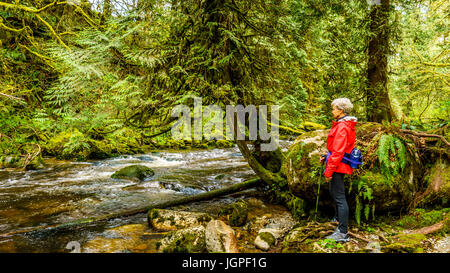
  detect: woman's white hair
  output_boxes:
[331,98,353,114]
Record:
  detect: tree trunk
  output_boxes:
[366,0,395,122]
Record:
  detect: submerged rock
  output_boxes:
[148,209,212,231]
[111,165,155,181]
[83,224,149,253]
[205,220,239,253]
[157,225,206,253]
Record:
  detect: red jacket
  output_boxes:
[324,116,357,178]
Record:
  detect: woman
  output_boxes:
[321,98,357,242]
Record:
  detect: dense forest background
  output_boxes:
[0,0,448,167]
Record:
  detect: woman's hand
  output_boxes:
[325,176,332,183]
[320,155,326,165]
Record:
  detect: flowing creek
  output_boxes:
[0,142,291,252]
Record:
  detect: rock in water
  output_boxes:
[148,209,212,231]
[83,224,148,253]
[205,220,239,253]
[111,165,155,181]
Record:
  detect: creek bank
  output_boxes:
[78,195,449,253]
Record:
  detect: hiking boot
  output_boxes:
[325,229,350,242]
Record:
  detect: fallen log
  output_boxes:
[0,177,261,237]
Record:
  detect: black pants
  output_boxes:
[329,172,349,233]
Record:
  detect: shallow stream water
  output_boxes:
[0,142,291,252]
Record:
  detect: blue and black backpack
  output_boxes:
[325,147,363,169]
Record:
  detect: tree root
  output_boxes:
[400,129,450,147]
[412,220,446,235]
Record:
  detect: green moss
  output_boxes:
[214,139,234,148]
[219,200,248,227]
[259,232,276,246]
[197,215,212,223]
[148,209,159,224]
[299,122,326,131]
[159,229,206,253]
[0,155,21,168]
[396,208,450,229]
[383,233,426,253]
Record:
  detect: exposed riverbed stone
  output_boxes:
[254,232,276,251]
[205,220,239,253]
[157,225,206,253]
[111,165,155,181]
[263,212,297,237]
[253,211,297,251]
[148,209,212,231]
[83,224,149,253]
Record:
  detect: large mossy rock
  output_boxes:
[282,122,432,215]
[111,165,155,181]
[148,209,212,231]
[156,225,206,253]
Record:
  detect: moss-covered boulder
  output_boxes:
[148,209,212,231]
[218,200,249,227]
[111,165,155,181]
[282,122,429,218]
[157,225,206,253]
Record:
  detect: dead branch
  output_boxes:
[0,92,26,102]
[348,231,371,243]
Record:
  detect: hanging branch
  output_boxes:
[0,1,100,51]
[0,92,27,103]
[35,13,70,50]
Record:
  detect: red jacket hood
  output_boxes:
[332,116,357,129]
